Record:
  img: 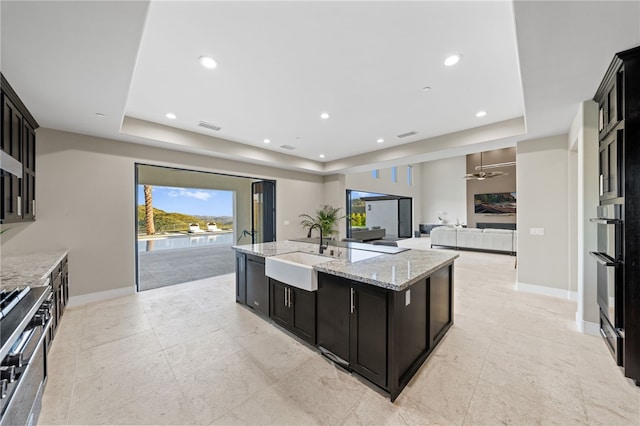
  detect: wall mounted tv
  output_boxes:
[474,192,517,214]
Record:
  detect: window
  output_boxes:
[372,169,380,179]
[407,165,413,186]
[391,166,398,183]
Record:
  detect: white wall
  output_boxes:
[420,156,467,225]
[570,100,599,334]
[365,200,398,238]
[516,135,571,297]
[1,129,324,298]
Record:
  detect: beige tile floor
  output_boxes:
[38,239,640,425]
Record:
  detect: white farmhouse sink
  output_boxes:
[265,252,330,291]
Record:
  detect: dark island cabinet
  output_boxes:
[270,279,316,345]
[317,273,388,389]
[1,74,38,223]
[245,255,269,317]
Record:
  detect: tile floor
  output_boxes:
[38,239,640,425]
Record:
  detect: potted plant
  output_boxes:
[299,205,346,240]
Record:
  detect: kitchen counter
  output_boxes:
[1,250,69,289]
[232,241,458,291]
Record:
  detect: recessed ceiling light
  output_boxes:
[320,112,330,119]
[421,86,431,92]
[319,154,325,158]
[444,54,461,66]
[165,112,176,120]
[199,56,217,69]
[476,111,487,117]
[377,138,384,144]
[95,113,105,118]
[263,139,270,144]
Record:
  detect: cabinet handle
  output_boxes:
[17,195,21,216]
[350,287,355,314]
[285,287,289,307]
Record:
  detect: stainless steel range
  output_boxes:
[0,285,51,426]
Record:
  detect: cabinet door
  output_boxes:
[1,96,23,223]
[350,284,387,388]
[290,286,316,345]
[270,279,290,326]
[246,256,269,316]
[317,273,351,363]
[235,252,246,304]
[599,129,623,201]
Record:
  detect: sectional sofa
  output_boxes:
[430,226,517,255]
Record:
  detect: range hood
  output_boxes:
[0,150,23,177]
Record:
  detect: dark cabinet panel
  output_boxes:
[317,273,387,387]
[397,279,427,378]
[290,286,316,344]
[429,266,452,347]
[235,251,246,304]
[350,283,387,388]
[246,255,269,316]
[317,273,351,362]
[269,279,316,344]
[599,129,624,202]
[270,279,289,325]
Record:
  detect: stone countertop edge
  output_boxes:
[232,241,458,291]
[1,250,69,288]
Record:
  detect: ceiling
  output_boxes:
[1,1,639,175]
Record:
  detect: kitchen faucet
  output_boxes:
[310,223,327,254]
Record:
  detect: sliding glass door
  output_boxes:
[251,180,276,243]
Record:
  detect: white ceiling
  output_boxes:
[1,1,639,175]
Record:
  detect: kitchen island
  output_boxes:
[233,241,458,401]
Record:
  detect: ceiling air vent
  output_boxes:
[198,121,221,131]
[280,145,296,150]
[397,131,418,138]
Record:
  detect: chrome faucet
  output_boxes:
[310,223,327,254]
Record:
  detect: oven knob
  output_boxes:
[0,379,7,399]
[0,365,15,383]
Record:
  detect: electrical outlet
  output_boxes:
[530,227,545,236]
[405,289,411,306]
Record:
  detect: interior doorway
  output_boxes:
[135,164,275,291]
[346,190,413,240]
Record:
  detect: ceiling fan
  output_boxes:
[464,152,508,180]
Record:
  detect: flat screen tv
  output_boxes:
[474,192,516,214]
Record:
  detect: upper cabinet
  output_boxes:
[594,46,640,204]
[1,74,39,223]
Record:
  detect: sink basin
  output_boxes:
[265,252,331,291]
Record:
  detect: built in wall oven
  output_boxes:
[590,204,624,365]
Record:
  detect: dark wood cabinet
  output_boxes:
[270,279,316,344]
[317,273,387,388]
[599,129,624,202]
[1,74,38,223]
[349,282,387,388]
[594,45,640,385]
[245,255,269,317]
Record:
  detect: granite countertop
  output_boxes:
[233,241,458,291]
[1,250,68,289]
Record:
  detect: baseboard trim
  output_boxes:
[581,320,600,336]
[67,286,135,307]
[516,281,577,301]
